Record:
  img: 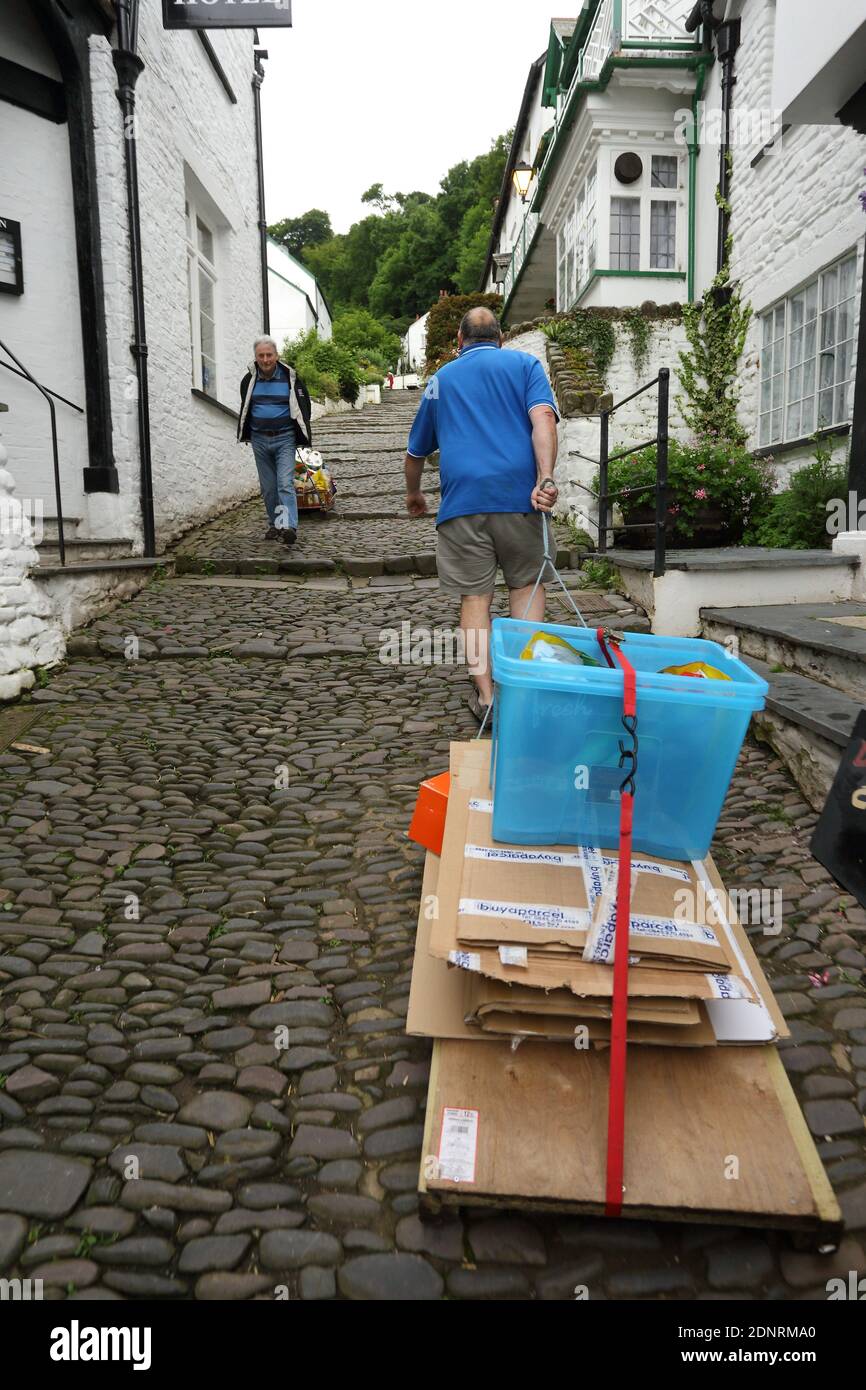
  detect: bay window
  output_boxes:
[758,254,857,447]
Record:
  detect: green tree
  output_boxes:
[268,208,333,260]
[368,203,453,321]
[437,134,509,239]
[361,182,395,212]
[332,308,401,367]
[454,202,493,293]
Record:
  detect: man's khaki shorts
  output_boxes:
[436,512,545,595]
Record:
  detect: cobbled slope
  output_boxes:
[0,394,864,1301]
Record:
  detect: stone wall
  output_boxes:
[506,311,690,538]
[0,438,65,700]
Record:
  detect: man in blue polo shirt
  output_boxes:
[404,306,560,721]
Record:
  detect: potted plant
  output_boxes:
[604,437,774,548]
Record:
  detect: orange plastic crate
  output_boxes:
[407,771,451,856]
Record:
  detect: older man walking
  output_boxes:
[238,335,313,545]
[404,306,560,721]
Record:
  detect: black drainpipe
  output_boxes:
[685,1,740,277]
[112,0,156,557]
[715,18,741,275]
[253,49,270,334]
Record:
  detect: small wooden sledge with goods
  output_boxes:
[294,448,336,513]
[408,739,842,1241]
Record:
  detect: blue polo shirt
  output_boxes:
[250,363,293,431]
[406,343,559,526]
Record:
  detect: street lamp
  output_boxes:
[512,161,535,203]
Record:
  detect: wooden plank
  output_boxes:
[0,705,45,754]
[421,1038,842,1235]
[763,1047,842,1230]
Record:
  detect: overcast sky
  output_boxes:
[260,0,557,234]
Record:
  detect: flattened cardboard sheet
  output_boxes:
[417,744,787,1046]
[457,797,731,970]
[433,784,751,1004]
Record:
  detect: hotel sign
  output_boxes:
[162,0,292,28]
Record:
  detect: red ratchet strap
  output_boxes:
[595,628,637,1218]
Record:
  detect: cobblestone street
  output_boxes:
[1,393,865,1301]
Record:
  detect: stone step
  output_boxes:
[173,546,586,581]
[36,536,136,563]
[702,601,866,702]
[738,654,859,812]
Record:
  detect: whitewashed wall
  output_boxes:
[704,0,866,479]
[0,8,89,531]
[507,319,689,536]
[268,239,332,349]
[0,435,65,700]
[402,313,428,372]
[89,11,264,551]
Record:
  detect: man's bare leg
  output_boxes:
[509,582,545,624]
[460,593,494,705]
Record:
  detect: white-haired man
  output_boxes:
[238,336,313,544]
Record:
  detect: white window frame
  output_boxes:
[186,196,219,400]
[758,253,858,448]
[605,148,683,274]
[556,166,598,310]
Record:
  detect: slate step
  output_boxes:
[174,548,587,580]
[738,654,859,811]
[702,601,866,703]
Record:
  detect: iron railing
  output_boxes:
[598,366,670,577]
[0,338,83,566]
[568,367,670,578]
[502,208,539,304]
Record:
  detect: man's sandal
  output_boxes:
[467,687,492,724]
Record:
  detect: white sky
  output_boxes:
[260,0,559,234]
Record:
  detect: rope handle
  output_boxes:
[475,514,587,740]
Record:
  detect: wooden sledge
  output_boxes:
[413,742,843,1240]
[419,1035,841,1240]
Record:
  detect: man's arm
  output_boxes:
[529,404,559,512]
[404,386,437,516]
[405,453,427,516]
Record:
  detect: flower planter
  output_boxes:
[614,503,731,549]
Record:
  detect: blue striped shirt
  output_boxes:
[251,363,293,431]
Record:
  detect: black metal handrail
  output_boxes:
[0,359,85,417]
[597,367,670,578]
[0,337,68,565]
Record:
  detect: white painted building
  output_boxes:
[1,2,267,554]
[480,38,559,319]
[488,0,866,486]
[401,312,429,374]
[0,0,279,694]
[268,237,332,349]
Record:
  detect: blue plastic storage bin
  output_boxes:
[490,618,768,861]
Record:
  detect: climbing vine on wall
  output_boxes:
[623,309,652,379]
[677,257,751,445]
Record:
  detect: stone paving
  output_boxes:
[1,392,865,1301]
